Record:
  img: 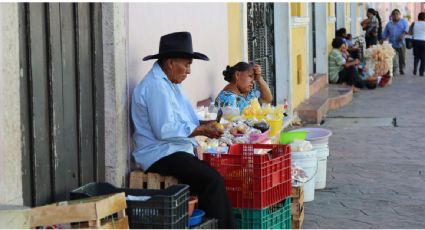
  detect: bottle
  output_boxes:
[283,99,289,117]
[208,102,216,113]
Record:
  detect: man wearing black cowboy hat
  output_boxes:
[131,31,235,228]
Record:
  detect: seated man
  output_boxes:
[328,37,365,91]
[131,31,235,228]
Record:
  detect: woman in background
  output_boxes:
[362,8,382,48]
[410,12,425,76]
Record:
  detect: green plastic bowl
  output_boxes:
[279,131,308,144]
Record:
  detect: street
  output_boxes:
[303,49,425,228]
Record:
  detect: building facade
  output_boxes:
[1,2,371,206]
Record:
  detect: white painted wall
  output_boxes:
[0,3,23,205]
[274,3,292,108]
[103,3,129,188]
[336,3,345,30]
[128,3,229,107]
[350,3,358,36]
[315,3,329,74]
[308,3,314,75]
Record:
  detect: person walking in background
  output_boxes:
[361,8,382,48]
[410,12,425,76]
[382,9,409,75]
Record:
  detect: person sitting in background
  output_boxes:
[336,28,359,59]
[215,62,273,112]
[346,33,354,47]
[328,37,364,92]
[336,28,348,43]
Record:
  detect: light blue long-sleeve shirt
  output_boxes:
[131,62,200,170]
[382,19,409,48]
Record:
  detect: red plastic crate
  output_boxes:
[203,144,292,209]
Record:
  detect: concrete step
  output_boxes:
[295,84,353,124]
[328,84,353,110]
[309,73,328,96]
[295,89,329,125]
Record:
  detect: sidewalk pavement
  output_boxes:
[302,49,425,228]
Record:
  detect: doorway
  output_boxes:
[19,3,105,206]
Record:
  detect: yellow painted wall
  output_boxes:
[328,3,334,17]
[291,3,306,17]
[227,3,243,65]
[291,27,307,108]
[327,22,335,53]
[327,3,336,59]
[356,3,361,36]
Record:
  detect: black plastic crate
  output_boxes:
[190,218,219,229]
[70,182,189,229]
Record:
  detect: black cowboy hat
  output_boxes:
[142,31,209,61]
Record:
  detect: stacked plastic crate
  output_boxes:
[204,144,292,229]
[70,182,189,229]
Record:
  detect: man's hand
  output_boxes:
[201,122,223,138]
[190,122,223,138]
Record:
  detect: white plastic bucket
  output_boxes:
[291,128,332,189]
[312,143,329,189]
[291,150,317,202]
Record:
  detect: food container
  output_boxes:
[188,209,205,227]
[279,131,307,144]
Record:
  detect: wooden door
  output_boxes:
[19,3,105,206]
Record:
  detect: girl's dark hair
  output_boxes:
[222,62,252,82]
[332,37,344,49]
[418,12,425,21]
[367,8,375,15]
[336,28,347,37]
[375,11,383,38]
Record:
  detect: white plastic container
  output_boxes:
[291,150,317,202]
[291,128,332,189]
[312,143,329,189]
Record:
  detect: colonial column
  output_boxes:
[336,3,345,30]
[102,3,129,187]
[274,3,292,108]
[350,3,359,36]
[0,3,24,205]
[314,3,329,74]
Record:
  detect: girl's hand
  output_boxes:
[253,64,262,81]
